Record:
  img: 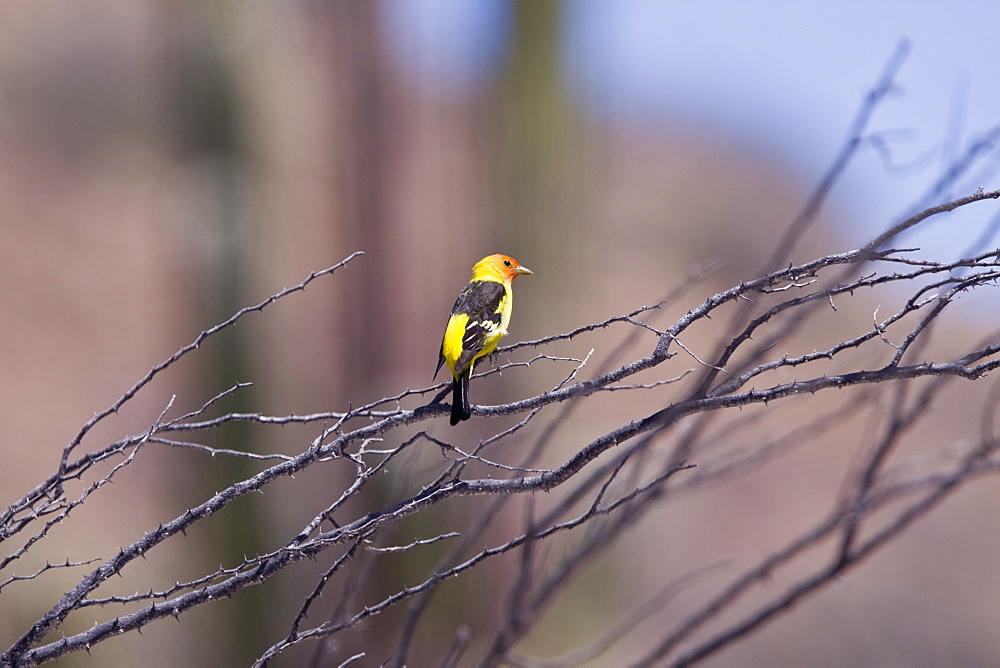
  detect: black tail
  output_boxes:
[450,372,472,425]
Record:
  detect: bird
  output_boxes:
[436,254,533,425]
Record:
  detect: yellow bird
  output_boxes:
[436,254,533,425]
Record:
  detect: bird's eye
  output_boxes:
[503,259,512,267]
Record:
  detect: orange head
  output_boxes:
[471,254,533,282]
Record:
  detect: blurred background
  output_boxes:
[2,1,999,665]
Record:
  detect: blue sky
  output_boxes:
[380,1,1000,261]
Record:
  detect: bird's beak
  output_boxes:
[515,266,533,276]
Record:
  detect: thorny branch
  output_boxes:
[5,54,1000,668]
[3,187,999,664]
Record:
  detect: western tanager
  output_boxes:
[436,254,533,425]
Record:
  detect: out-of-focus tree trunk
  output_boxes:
[172,5,271,664]
[501,0,582,320]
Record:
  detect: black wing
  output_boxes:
[446,280,506,375]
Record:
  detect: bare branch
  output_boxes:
[5,51,1000,667]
